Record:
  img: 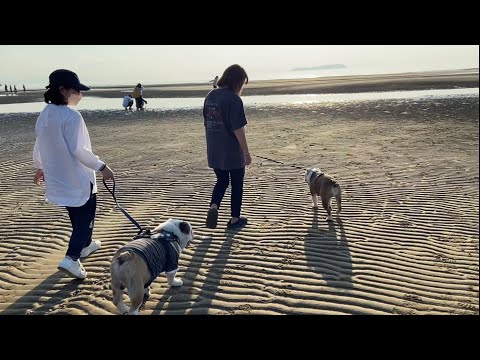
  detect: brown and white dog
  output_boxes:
[110,218,194,315]
[305,168,342,221]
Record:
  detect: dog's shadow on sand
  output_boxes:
[151,226,242,315]
[303,208,352,290]
[1,272,82,315]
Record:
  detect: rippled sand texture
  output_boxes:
[0,96,478,315]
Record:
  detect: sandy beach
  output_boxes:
[0,72,478,315]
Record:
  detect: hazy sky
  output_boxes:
[0,45,478,89]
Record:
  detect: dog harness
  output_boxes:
[122,230,180,288]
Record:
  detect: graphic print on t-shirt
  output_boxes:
[205,101,224,131]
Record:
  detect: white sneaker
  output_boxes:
[80,240,101,258]
[58,256,87,280]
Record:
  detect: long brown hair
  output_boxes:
[217,64,248,94]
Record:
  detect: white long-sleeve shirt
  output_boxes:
[33,104,105,207]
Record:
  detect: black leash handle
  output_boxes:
[103,178,143,234]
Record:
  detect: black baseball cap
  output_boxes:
[46,69,91,91]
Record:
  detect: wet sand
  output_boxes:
[0,69,478,105]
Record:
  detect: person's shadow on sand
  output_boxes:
[1,272,82,315]
[151,226,241,315]
[304,208,352,289]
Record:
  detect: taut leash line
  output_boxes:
[253,154,305,170]
[103,179,143,234]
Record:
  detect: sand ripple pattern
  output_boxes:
[0,97,478,315]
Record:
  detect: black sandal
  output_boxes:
[206,208,218,229]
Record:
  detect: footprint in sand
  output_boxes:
[238,304,252,314]
[403,292,423,303]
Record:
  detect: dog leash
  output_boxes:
[102,178,144,235]
[253,154,332,183]
[253,154,305,170]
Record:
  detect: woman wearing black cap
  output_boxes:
[33,69,115,280]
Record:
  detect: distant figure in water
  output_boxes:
[14,85,17,94]
[210,75,219,89]
[4,84,7,92]
[9,85,12,92]
[23,84,26,92]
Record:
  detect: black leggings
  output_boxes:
[210,168,245,217]
[65,183,96,260]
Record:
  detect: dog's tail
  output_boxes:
[116,251,132,266]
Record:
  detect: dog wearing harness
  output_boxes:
[110,218,194,315]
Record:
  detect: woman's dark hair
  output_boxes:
[44,86,69,105]
[217,64,248,93]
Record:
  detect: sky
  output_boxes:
[0,45,478,89]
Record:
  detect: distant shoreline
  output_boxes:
[1,69,478,105]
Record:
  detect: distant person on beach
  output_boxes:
[33,69,114,280]
[204,64,250,230]
[9,85,12,92]
[23,84,26,92]
[14,85,17,94]
[123,94,134,110]
[210,75,219,89]
[132,83,146,110]
[4,84,7,92]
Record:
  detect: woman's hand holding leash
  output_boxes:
[100,164,114,181]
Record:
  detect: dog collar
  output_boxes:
[134,229,179,243]
[156,230,179,243]
[154,230,182,257]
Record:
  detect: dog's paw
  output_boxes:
[326,216,334,222]
[170,278,183,287]
[117,303,129,315]
[336,209,341,215]
[312,204,319,209]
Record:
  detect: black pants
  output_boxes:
[65,184,96,261]
[135,97,143,109]
[210,168,245,218]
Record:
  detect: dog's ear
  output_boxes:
[179,221,191,234]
